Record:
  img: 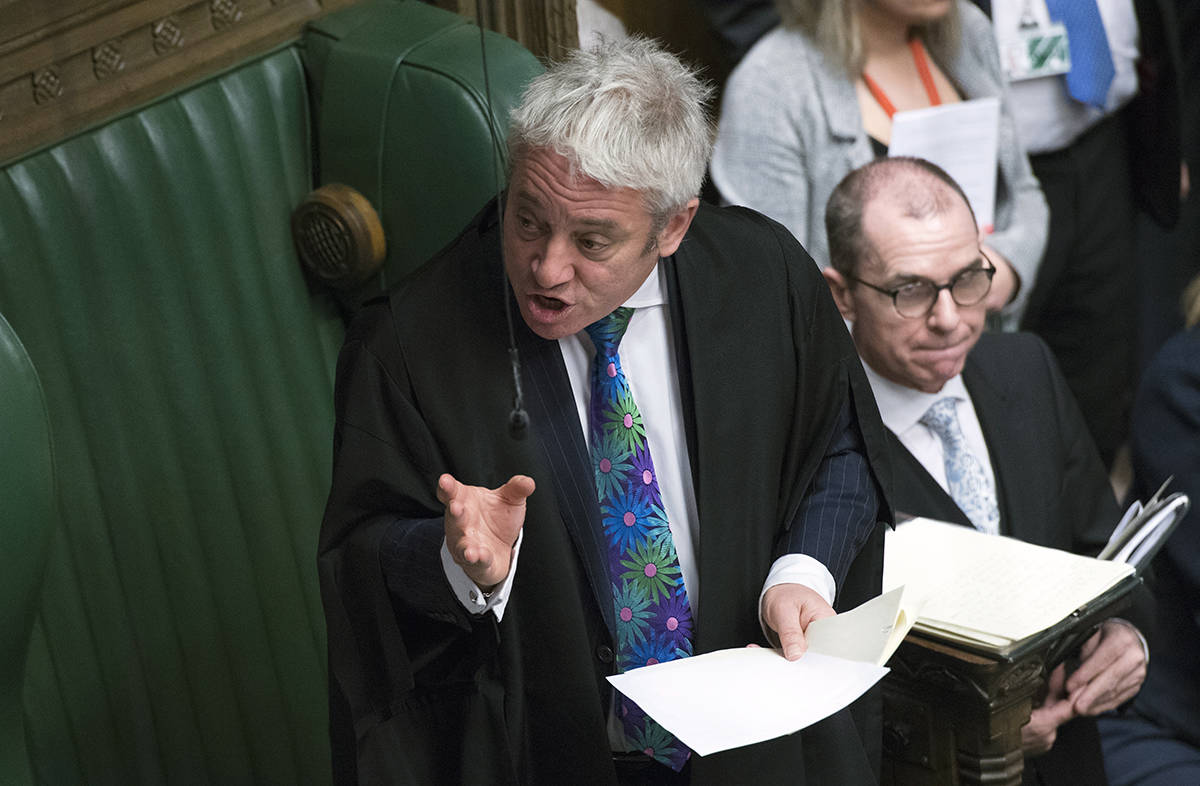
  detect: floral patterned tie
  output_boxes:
[585,307,692,771]
[920,397,1000,536]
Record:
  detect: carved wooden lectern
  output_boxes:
[881,576,1140,785]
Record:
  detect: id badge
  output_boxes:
[1000,22,1071,82]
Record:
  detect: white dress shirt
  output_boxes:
[444,264,836,620]
[861,362,1000,524]
[992,0,1140,153]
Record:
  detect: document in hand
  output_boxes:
[887,97,1000,232]
[1098,476,1190,571]
[883,518,1136,656]
[606,587,921,757]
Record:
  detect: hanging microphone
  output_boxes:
[476,0,528,440]
[508,346,529,439]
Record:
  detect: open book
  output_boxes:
[883,518,1139,658]
[1099,476,1190,570]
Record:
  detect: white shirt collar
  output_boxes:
[622,262,667,309]
[861,361,970,435]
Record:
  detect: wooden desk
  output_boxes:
[881,577,1139,785]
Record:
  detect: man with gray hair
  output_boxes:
[320,37,893,784]
[822,156,1150,785]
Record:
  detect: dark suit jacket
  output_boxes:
[318,200,896,784]
[1128,326,1200,748]
[881,331,1152,786]
[1126,0,1184,228]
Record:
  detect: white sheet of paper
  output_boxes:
[607,649,887,756]
[604,591,909,757]
[887,97,1000,232]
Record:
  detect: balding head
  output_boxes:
[825,157,976,277]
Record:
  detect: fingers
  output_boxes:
[1022,697,1075,755]
[496,474,536,505]
[1071,658,1145,716]
[776,621,809,661]
[1066,622,1147,716]
[1066,632,1112,695]
[761,584,835,661]
[436,473,460,507]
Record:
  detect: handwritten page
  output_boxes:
[884,518,1134,647]
[887,97,1000,232]
[606,589,915,756]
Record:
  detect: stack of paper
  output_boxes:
[606,587,920,757]
[884,519,1134,652]
[1099,476,1190,570]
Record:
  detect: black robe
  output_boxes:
[318,200,896,784]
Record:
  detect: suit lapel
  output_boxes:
[664,253,757,644]
[884,427,974,528]
[516,313,617,638]
[962,346,1032,542]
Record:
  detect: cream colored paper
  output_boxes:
[884,518,1134,649]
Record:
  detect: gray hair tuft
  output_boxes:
[507,36,715,219]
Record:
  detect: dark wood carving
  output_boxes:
[0,0,363,164]
[435,0,578,60]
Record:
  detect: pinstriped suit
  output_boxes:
[318,200,895,784]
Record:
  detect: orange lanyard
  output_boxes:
[862,38,942,119]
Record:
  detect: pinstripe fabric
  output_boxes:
[520,323,619,638]
[788,400,879,590]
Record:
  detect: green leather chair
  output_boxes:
[0,312,55,786]
[0,1,540,782]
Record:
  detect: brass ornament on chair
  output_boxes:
[292,184,386,290]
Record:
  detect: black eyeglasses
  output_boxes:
[845,256,996,318]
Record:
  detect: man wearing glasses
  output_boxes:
[821,157,1150,784]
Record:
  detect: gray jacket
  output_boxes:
[711,1,1047,325]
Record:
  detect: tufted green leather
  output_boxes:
[0,48,343,784]
[0,1,544,781]
[0,312,54,786]
[304,0,544,294]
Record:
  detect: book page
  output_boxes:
[883,519,1133,646]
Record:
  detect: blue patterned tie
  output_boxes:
[1045,0,1115,108]
[585,307,692,771]
[920,397,1000,535]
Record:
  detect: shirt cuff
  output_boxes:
[757,553,837,646]
[440,528,524,622]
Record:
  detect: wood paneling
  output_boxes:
[593,0,730,88]
[0,0,361,164]
[432,0,576,60]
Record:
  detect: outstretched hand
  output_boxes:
[438,473,535,590]
[761,583,836,661]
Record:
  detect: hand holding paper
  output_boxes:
[606,588,921,757]
[761,583,835,660]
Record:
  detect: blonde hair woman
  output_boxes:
[712,0,1047,326]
